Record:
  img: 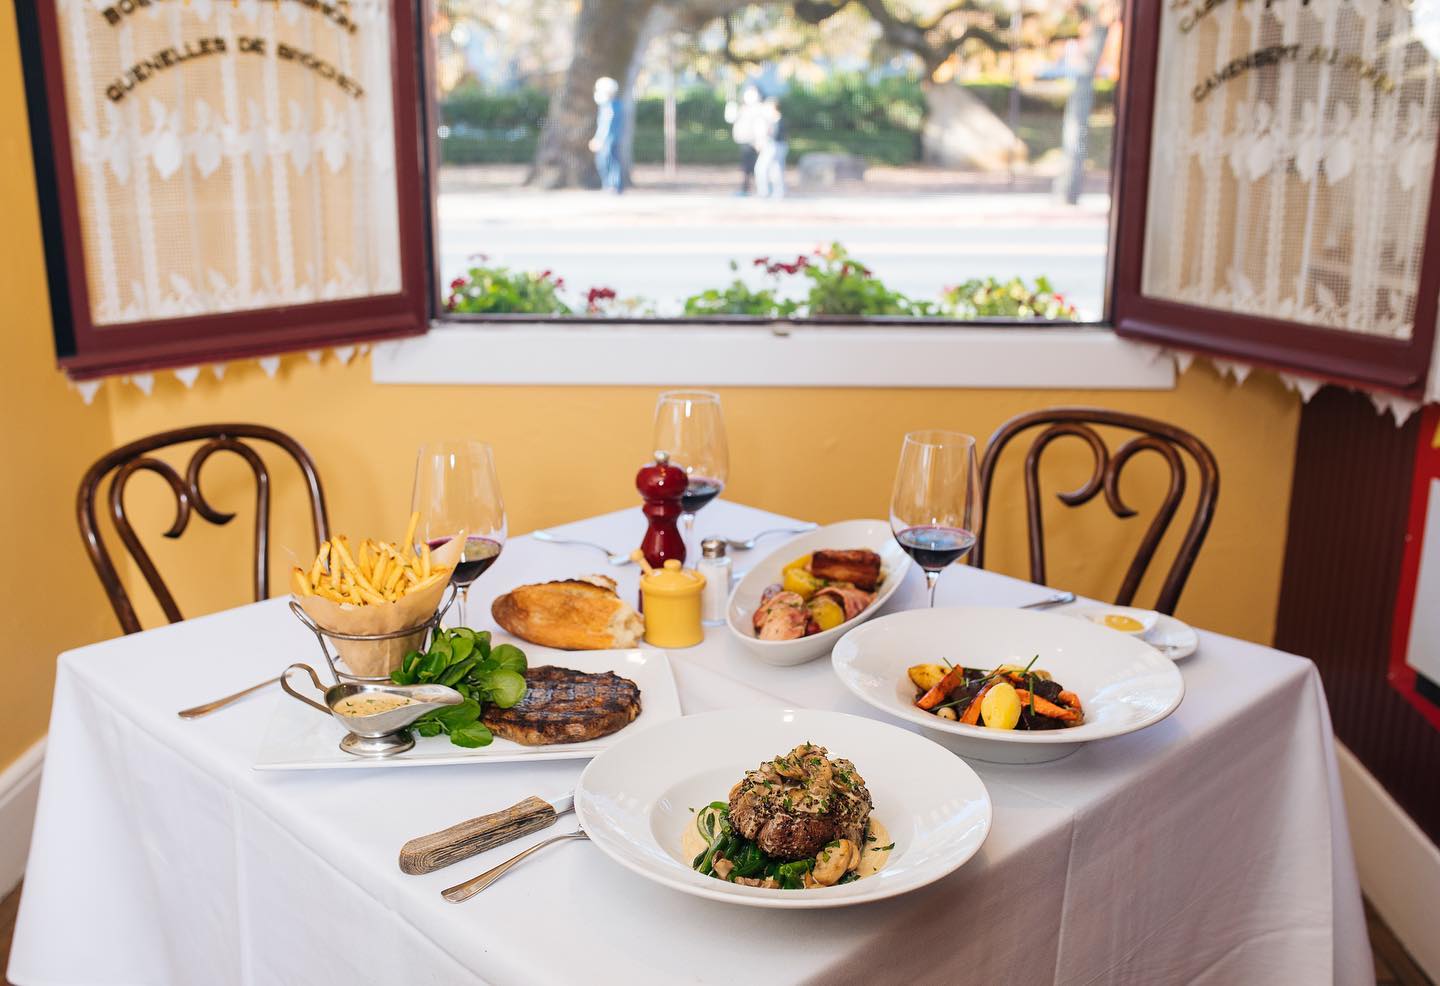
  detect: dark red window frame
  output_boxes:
[1109,0,1440,396]
[17,1,432,380]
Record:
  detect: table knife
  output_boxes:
[399,792,573,875]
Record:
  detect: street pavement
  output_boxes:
[436,168,1111,318]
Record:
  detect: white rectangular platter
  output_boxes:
[254,647,679,770]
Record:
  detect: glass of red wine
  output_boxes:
[890,430,982,608]
[653,390,729,563]
[411,440,507,628]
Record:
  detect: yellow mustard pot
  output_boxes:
[633,555,706,648]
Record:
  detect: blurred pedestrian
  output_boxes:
[588,76,623,193]
[754,97,787,198]
[725,85,763,196]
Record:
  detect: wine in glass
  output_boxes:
[889,430,982,608]
[653,390,729,562]
[411,440,507,628]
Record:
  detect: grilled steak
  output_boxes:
[727,744,873,860]
[482,666,641,745]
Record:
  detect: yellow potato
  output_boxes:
[808,596,845,632]
[782,567,824,600]
[782,553,813,574]
[907,663,949,691]
[980,681,1022,730]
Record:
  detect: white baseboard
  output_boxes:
[0,737,44,898]
[1336,742,1440,981]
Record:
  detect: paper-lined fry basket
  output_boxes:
[289,535,463,681]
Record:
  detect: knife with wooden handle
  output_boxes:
[399,792,573,875]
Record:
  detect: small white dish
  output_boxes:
[1064,604,1198,662]
[574,707,991,909]
[1077,604,1159,636]
[1145,613,1200,661]
[832,606,1185,764]
[254,647,680,770]
[725,519,912,666]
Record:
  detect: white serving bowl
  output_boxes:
[574,707,991,908]
[725,519,913,666]
[832,606,1185,764]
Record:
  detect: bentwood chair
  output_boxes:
[973,408,1219,615]
[77,424,330,634]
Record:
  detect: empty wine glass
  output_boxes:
[890,430,982,608]
[411,440,507,628]
[653,390,729,563]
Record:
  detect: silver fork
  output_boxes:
[717,524,818,551]
[441,830,589,902]
[530,530,632,566]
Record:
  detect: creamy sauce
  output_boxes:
[683,810,893,883]
[332,693,415,718]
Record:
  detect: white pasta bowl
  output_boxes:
[725,519,912,666]
[574,707,991,909]
[832,606,1185,764]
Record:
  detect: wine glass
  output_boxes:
[411,440,507,628]
[889,430,982,608]
[653,390,729,563]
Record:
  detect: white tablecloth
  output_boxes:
[11,502,1371,986]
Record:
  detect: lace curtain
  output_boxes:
[1142,0,1440,340]
[53,0,401,326]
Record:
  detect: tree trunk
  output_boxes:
[1054,22,1109,206]
[528,0,657,189]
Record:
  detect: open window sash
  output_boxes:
[18,0,431,379]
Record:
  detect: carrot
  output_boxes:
[1014,690,1079,723]
[960,685,989,725]
[1057,690,1082,714]
[916,666,966,710]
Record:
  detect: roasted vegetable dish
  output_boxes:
[909,657,1085,730]
[687,744,893,889]
[753,549,883,640]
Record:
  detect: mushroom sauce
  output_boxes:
[331,693,415,718]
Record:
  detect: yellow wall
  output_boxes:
[0,9,119,770]
[0,0,1304,775]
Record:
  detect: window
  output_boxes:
[1112,0,1440,394]
[428,0,1123,324]
[20,0,430,378]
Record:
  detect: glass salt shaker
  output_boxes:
[698,538,731,625]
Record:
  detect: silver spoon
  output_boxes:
[530,530,632,566]
[441,830,589,902]
[718,524,818,551]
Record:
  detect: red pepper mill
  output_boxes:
[636,450,688,576]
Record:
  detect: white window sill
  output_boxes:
[371,322,1176,389]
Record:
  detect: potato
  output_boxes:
[782,567,825,600]
[980,681,1022,730]
[808,596,845,632]
[907,663,948,691]
[782,553,813,574]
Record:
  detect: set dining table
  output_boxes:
[9,501,1371,985]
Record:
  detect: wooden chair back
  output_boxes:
[77,424,329,634]
[974,408,1219,615]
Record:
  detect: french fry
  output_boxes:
[291,568,312,596]
[402,511,420,557]
[422,542,432,579]
[308,542,328,585]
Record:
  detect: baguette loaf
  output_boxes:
[491,575,644,650]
